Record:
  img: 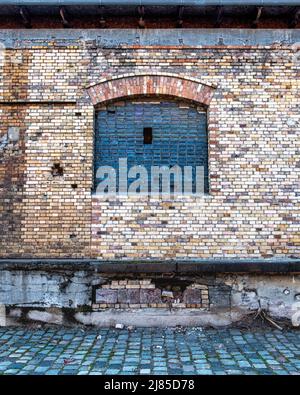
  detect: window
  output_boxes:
[94,99,208,194]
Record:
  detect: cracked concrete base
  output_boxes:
[0,269,300,327]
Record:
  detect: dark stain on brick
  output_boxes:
[0,49,31,256]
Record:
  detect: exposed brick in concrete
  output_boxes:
[94,279,210,310]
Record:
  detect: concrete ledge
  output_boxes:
[0,258,300,273]
[0,29,300,48]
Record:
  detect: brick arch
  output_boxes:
[87,74,215,106]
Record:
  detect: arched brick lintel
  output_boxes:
[87,75,215,106]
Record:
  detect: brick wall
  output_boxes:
[0,30,299,259]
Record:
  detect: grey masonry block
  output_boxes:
[118,289,140,304]
[140,288,162,304]
[183,289,202,305]
[96,289,118,304]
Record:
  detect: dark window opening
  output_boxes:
[143,127,153,144]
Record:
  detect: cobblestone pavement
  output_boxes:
[0,327,299,375]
